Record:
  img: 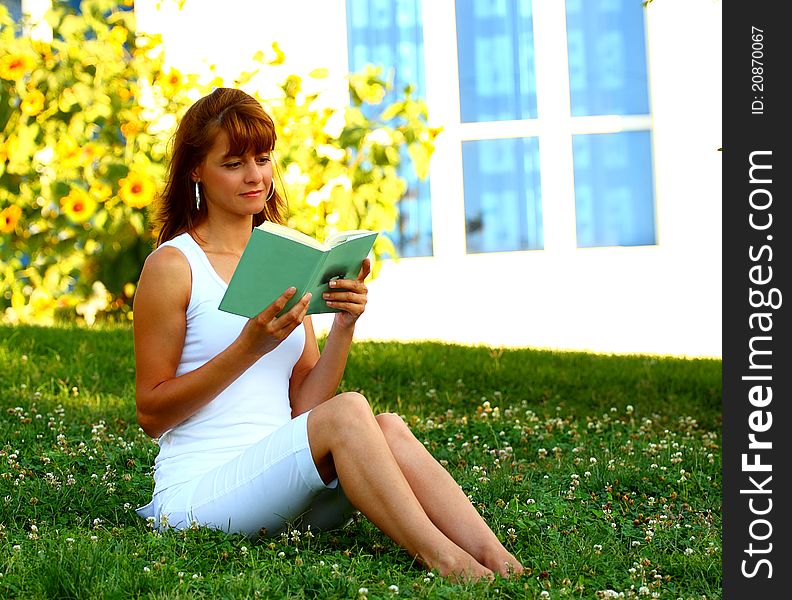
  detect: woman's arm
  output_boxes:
[289,316,355,416]
[134,247,311,438]
[289,259,370,416]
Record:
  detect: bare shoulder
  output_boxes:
[135,245,191,311]
[143,244,189,275]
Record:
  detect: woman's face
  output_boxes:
[194,129,273,217]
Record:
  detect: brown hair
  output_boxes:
[153,88,287,246]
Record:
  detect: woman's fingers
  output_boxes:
[323,291,366,305]
[271,291,311,332]
[256,286,297,323]
[356,257,371,281]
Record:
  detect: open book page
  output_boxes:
[256,220,326,250]
[325,229,377,248]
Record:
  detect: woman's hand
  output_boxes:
[237,287,312,358]
[325,258,371,330]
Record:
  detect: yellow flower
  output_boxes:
[60,188,97,223]
[121,121,140,136]
[1,205,22,233]
[89,181,112,201]
[118,171,156,209]
[56,136,81,168]
[0,53,35,81]
[0,138,9,163]
[30,288,56,319]
[157,69,183,98]
[20,89,46,116]
[108,25,128,46]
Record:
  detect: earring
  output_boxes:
[195,181,201,210]
[266,181,275,202]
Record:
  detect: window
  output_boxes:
[346,0,655,255]
[462,137,542,253]
[566,0,650,117]
[346,0,433,258]
[572,131,655,247]
[456,0,542,253]
[566,0,655,246]
[455,0,538,123]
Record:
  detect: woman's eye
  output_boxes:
[224,162,241,169]
[256,156,271,164]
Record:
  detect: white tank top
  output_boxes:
[149,232,306,495]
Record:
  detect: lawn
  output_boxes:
[0,323,722,599]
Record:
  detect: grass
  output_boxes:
[0,323,722,599]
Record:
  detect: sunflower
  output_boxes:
[0,53,35,81]
[118,171,156,209]
[60,188,97,223]
[1,205,22,233]
[20,89,46,116]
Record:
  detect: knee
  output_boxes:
[327,391,374,425]
[375,412,410,441]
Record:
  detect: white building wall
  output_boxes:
[136,0,722,358]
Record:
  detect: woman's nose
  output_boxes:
[243,160,263,183]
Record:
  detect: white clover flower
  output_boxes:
[684,548,694,555]
[388,584,399,593]
[358,587,369,596]
[143,566,150,573]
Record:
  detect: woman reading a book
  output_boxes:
[133,88,522,581]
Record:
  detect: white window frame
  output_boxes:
[420,0,654,257]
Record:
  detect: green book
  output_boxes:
[218,221,379,318]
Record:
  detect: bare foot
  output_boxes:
[428,550,494,582]
[479,545,524,578]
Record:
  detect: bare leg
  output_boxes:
[375,412,524,577]
[307,392,492,581]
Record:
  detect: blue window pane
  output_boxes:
[346,0,432,258]
[462,138,543,253]
[1,0,22,21]
[572,131,655,247]
[347,0,426,107]
[456,0,538,123]
[566,0,649,116]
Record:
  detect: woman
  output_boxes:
[133,88,522,581]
